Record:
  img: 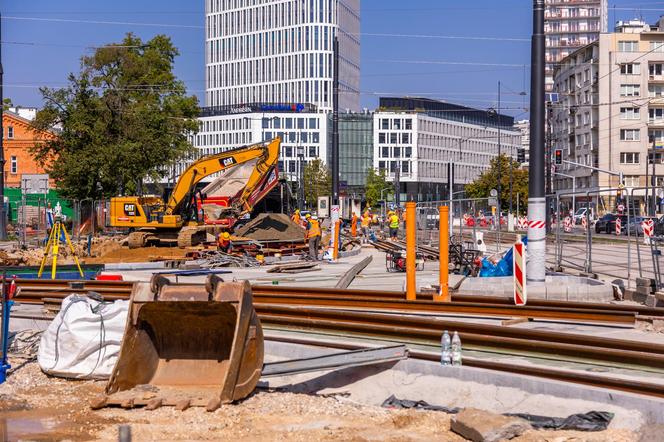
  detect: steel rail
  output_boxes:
[255,304,664,369]
[265,334,664,399]
[252,292,635,324]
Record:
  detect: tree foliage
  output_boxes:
[303,158,331,208]
[465,154,529,212]
[31,33,199,200]
[364,168,392,208]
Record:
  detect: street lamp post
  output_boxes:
[297,145,304,210]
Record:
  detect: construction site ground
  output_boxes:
[3,234,664,440]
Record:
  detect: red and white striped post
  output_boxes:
[513,238,527,306]
[615,217,621,236]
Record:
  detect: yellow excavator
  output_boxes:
[110,138,281,248]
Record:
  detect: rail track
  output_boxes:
[7,278,664,398]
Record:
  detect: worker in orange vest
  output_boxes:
[351,212,358,237]
[360,210,372,243]
[218,231,233,253]
[305,215,322,260]
[291,209,301,226]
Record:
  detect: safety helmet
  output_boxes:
[295,209,300,214]
[221,232,230,240]
[305,213,311,218]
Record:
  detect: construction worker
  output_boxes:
[388,210,400,241]
[351,212,358,237]
[361,210,372,243]
[306,215,322,260]
[291,209,301,226]
[218,231,233,253]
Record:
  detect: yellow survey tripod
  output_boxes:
[38,213,84,280]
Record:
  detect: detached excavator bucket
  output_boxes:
[92,275,264,411]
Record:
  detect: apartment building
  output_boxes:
[553,17,664,213]
[545,0,608,92]
[374,97,521,202]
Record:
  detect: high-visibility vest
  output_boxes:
[361,215,371,227]
[306,220,321,239]
[291,214,301,225]
[389,215,400,229]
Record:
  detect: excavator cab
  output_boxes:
[92,275,264,411]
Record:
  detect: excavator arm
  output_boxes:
[165,138,281,216]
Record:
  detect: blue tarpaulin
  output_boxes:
[479,237,527,277]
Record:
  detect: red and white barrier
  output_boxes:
[513,239,527,306]
[615,217,622,236]
[642,219,654,244]
[581,215,587,230]
[564,216,572,232]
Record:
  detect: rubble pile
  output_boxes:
[235,213,305,242]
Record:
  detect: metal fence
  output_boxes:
[553,187,663,290]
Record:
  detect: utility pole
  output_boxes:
[545,101,552,234]
[0,12,6,241]
[652,139,657,216]
[527,0,546,282]
[496,81,502,240]
[394,163,401,207]
[331,37,340,206]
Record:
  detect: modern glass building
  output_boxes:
[204,0,360,112]
[336,112,373,198]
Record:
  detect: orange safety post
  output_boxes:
[405,201,416,301]
[435,206,450,302]
[333,219,341,260]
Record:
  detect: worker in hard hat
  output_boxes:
[351,212,358,238]
[361,210,372,243]
[291,209,301,226]
[305,215,322,260]
[218,231,233,253]
[388,210,400,241]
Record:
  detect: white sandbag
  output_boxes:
[38,294,129,380]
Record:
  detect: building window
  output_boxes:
[620,129,640,141]
[649,85,664,98]
[7,127,14,139]
[620,152,640,164]
[649,108,664,123]
[620,84,640,97]
[9,156,17,174]
[650,41,664,53]
[402,133,410,144]
[378,161,386,171]
[378,133,386,143]
[650,63,664,77]
[404,146,412,158]
[381,146,389,158]
[620,63,640,75]
[624,176,640,187]
[618,41,638,52]
[389,133,397,144]
[649,152,664,164]
[620,107,640,120]
[405,119,412,130]
[381,119,389,130]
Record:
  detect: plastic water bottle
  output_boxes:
[451,331,462,366]
[440,330,451,366]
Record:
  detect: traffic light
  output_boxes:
[554,149,563,165]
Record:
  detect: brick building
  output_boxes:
[2,110,56,187]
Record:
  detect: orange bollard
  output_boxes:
[333,219,341,260]
[435,206,450,302]
[406,201,416,301]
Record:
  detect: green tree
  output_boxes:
[465,154,529,213]
[364,168,392,208]
[303,158,331,208]
[2,98,13,111]
[31,33,199,200]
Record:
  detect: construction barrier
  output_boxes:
[513,239,527,306]
[642,219,654,245]
[564,216,572,233]
[615,217,622,236]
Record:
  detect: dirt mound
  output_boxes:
[235,213,305,242]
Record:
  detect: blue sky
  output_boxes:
[3,0,663,118]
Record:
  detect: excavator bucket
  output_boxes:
[91,275,264,411]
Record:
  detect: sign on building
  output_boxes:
[21,174,49,195]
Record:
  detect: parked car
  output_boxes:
[654,216,664,236]
[594,213,628,234]
[573,207,595,225]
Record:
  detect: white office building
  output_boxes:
[204,0,360,112]
[180,104,328,182]
[180,0,361,183]
[374,97,521,202]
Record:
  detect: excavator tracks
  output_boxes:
[127,231,154,249]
